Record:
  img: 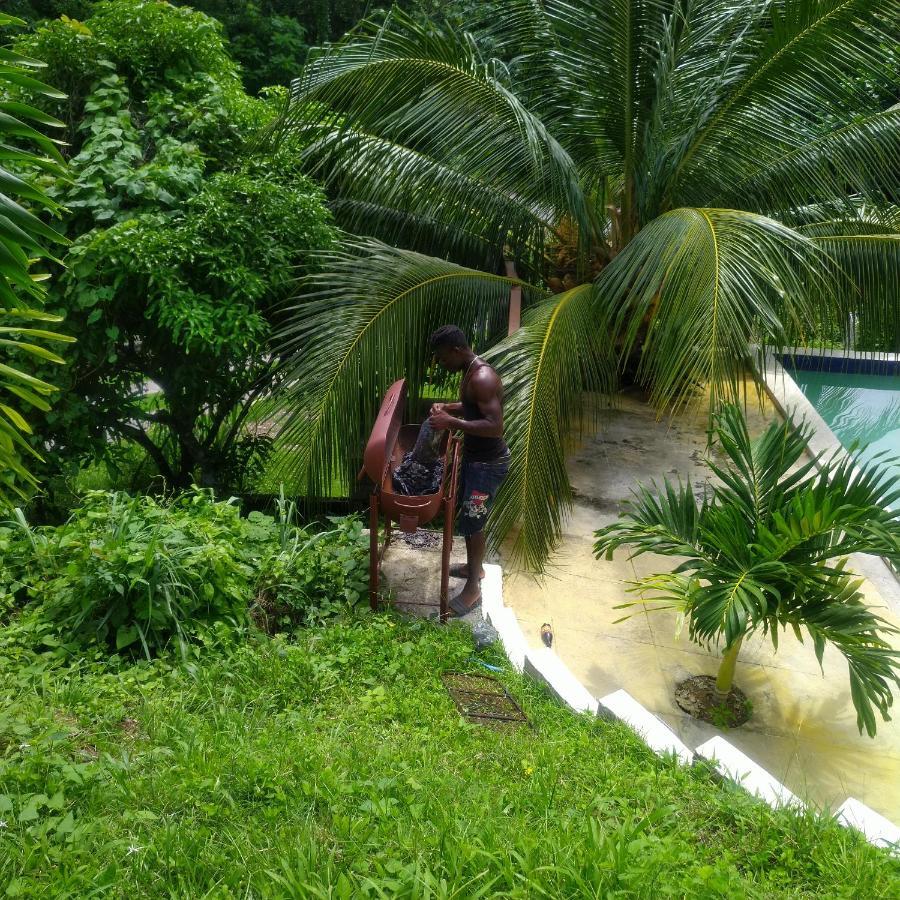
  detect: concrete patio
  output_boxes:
[501,388,900,822]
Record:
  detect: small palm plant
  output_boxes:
[594,405,900,737]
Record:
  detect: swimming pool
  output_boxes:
[784,359,900,505]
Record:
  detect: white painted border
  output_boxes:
[598,689,694,765]
[523,647,599,714]
[836,798,900,855]
[695,736,802,810]
[484,563,900,848]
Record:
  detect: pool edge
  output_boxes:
[755,349,900,617]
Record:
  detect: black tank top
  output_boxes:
[461,359,508,462]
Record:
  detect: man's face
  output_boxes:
[433,345,465,372]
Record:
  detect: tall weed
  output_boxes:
[1,488,368,656]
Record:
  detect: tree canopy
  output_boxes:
[270,1,900,568]
[12,1,335,504]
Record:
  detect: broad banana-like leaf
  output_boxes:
[0,15,70,506]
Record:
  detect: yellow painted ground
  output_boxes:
[501,389,900,822]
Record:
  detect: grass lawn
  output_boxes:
[0,613,897,897]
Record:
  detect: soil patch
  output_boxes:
[674,675,752,728]
[396,530,441,550]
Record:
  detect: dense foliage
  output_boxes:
[7,1,508,93]
[270,2,900,569]
[11,1,335,503]
[595,404,900,737]
[0,614,898,895]
[0,13,71,507]
[1,489,368,656]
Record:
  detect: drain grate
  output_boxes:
[442,672,529,730]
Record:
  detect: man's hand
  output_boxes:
[430,402,446,417]
[428,409,455,430]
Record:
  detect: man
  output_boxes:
[428,325,510,616]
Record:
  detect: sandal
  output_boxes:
[449,564,486,580]
[449,590,482,617]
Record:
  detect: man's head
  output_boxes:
[429,324,472,372]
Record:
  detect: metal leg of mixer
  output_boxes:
[440,439,460,624]
[369,492,380,612]
[440,496,452,624]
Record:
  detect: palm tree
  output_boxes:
[0,12,71,506]
[594,404,900,737]
[269,2,900,569]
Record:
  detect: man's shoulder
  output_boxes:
[471,364,502,389]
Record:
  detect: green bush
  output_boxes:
[2,489,369,656]
[251,496,369,630]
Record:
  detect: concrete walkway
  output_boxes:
[502,388,900,822]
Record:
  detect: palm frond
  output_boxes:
[302,127,556,272]
[594,477,703,561]
[504,1,669,160]
[659,0,900,211]
[794,202,900,236]
[705,109,900,217]
[490,0,679,237]
[482,284,615,568]
[794,573,900,738]
[775,447,900,565]
[271,8,590,263]
[707,403,816,527]
[813,232,900,352]
[268,239,534,496]
[0,19,70,506]
[596,207,829,412]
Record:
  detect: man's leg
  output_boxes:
[457,531,485,605]
[450,479,487,613]
[450,543,486,581]
[450,457,508,615]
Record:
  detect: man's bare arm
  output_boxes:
[429,370,503,436]
[430,401,464,415]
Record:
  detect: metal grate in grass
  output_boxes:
[441,672,529,730]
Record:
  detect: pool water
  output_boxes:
[787,368,900,504]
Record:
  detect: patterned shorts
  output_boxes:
[457,453,510,537]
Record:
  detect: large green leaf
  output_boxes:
[483,285,615,568]
[706,109,900,218]
[0,19,70,506]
